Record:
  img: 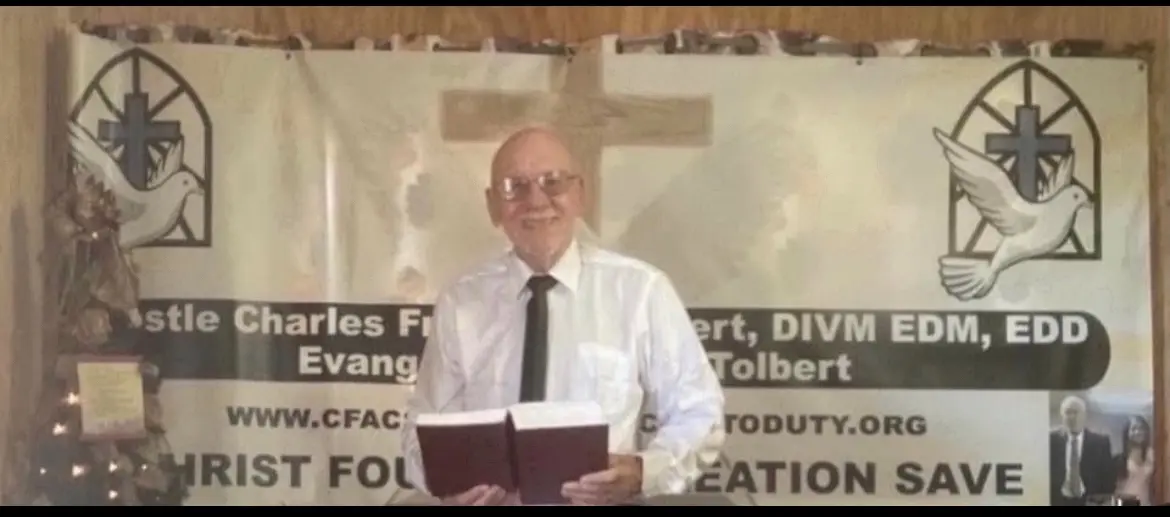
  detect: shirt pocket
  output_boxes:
[460,351,511,410]
[459,372,504,410]
[576,342,638,419]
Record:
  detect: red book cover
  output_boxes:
[415,401,609,505]
[508,401,610,505]
[415,408,516,498]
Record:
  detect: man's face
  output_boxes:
[486,131,582,263]
[1061,402,1086,433]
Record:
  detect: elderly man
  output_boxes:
[1049,395,1114,506]
[401,126,726,506]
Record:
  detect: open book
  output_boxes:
[415,400,609,505]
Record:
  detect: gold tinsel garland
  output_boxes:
[3,172,186,505]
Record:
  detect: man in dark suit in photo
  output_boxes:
[1049,395,1115,506]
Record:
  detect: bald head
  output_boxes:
[490,126,572,183]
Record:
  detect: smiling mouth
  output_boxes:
[521,217,558,229]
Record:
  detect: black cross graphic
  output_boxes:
[985,105,1072,202]
[98,92,181,190]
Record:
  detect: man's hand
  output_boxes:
[440,485,516,506]
[561,454,642,506]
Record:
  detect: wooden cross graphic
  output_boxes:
[440,53,713,232]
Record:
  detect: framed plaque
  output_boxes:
[76,355,147,441]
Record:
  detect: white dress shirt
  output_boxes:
[402,240,726,498]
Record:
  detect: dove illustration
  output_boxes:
[932,128,1092,301]
[67,120,204,249]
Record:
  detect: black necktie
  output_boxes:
[520,275,557,402]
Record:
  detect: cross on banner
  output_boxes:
[440,53,714,232]
[984,105,1072,202]
[98,92,182,190]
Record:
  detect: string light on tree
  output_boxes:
[12,142,189,506]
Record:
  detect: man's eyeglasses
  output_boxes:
[494,170,579,201]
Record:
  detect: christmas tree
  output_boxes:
[6,170,187,506]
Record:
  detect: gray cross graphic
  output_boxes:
[98,92,181,190]
[985,105,1072,202]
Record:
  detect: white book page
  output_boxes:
[415,408,508,427]
[508,400,606,430]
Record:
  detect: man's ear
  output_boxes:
[485,187,501,227]
[573,175,589,218]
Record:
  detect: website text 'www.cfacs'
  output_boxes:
[226,406,405,430]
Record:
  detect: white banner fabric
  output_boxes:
[66,30,1153,506]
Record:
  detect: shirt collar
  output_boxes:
[508,240,582,297]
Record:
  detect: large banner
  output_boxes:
[66,28,1154,506]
